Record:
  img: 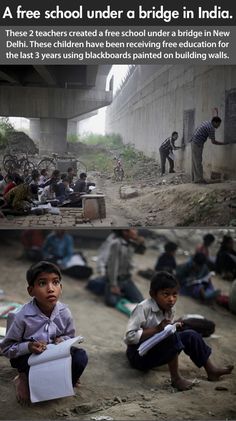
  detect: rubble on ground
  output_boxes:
[4,131,38,155]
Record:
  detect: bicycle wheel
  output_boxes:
[76,160,87,174]
[18,157,28,173]
[3,158,17,173]
[37,158,56,173]
[114,166,124,181]
[24,160,36,173]
[3,154,17,166]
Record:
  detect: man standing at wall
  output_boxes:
[159,131,181,176]
[191,117,226,184]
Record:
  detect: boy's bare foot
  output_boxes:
[171,376,194,391]
[74,378,81,388]
[13,373,30,405]
[207,365,234,381]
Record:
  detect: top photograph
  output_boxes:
[0,64,235,228]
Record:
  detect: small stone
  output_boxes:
[215,386,228,391]
[114,396,122,403]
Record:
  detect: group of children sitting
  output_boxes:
[0,260,234,406]
[0,167,95,216]
[139,234,236,313]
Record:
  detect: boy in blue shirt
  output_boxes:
[1,261,88,405]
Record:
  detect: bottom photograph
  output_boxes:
[0,228,235,421]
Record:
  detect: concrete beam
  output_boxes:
[0,70,19,84]
[33,66,57,86]
[0,85,112,119]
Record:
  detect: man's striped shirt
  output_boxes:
[191,120,215,146]
[160,137,174,152]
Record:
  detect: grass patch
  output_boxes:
[79,133,123,149]
[81,152,113,173]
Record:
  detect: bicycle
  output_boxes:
[3,152,36,174]
[37,153,87,175]
[113,156,124,181]
[37,154,57,173]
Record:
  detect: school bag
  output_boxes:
[178,314,215,337]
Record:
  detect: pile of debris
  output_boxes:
[4,131,38,155]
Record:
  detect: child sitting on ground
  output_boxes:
[124,271,233,391]
[196,233,216,271]
[155,241,178,274]
[176,252,220,301]
[1,261,88,405]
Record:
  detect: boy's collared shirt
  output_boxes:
[1,299,75,359]
[43,233,74,267]
[124,298,175,345]
[106,237,134,287]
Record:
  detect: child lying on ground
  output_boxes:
[1,261,88,405]
[124,271,233,391]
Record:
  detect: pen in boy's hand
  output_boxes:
[30,337,37,342]
[29,337,47,353]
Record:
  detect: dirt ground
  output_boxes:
[0,234,236,421]
[96,174,236,227]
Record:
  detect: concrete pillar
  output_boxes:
[29,118,40,145]
[39,118,68,155]
[67,120,78,137]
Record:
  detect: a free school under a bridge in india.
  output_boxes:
[9,4,233,20]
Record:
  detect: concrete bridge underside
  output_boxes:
[0,65,112,154]
[105,65,236,180]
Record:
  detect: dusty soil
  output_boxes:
[0,236,236,421]
[82,145,236,227]
[96,173,236,227]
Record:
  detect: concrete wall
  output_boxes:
[105,65,236,179]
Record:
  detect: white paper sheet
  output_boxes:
[138,324,177,356]
[28,335,84,402]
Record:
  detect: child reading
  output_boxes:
[124,271,233,391]
[1,261,88,405]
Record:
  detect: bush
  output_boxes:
[67,134,80,143]
[80,133,123,149]
[0,118,15,149]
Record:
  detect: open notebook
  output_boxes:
[138,324,177,356]
[28,335,84,403]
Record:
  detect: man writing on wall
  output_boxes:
[191,116,227,184]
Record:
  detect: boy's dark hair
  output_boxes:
[164,241,178,253]
[193,252,207,266]
[203,233,215,245]
[31,169,40,181]
[61,173,69,182]
[79,172,87,179]
[150,271,178,295]
[221,235,233,249]
[26,261,61,287]
[13,173,24,185]
[51,170,60,178]
[211,116,221,124]
[172,131,178,137]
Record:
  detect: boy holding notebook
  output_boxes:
[1,261,88,405]
[124,271,233,391]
